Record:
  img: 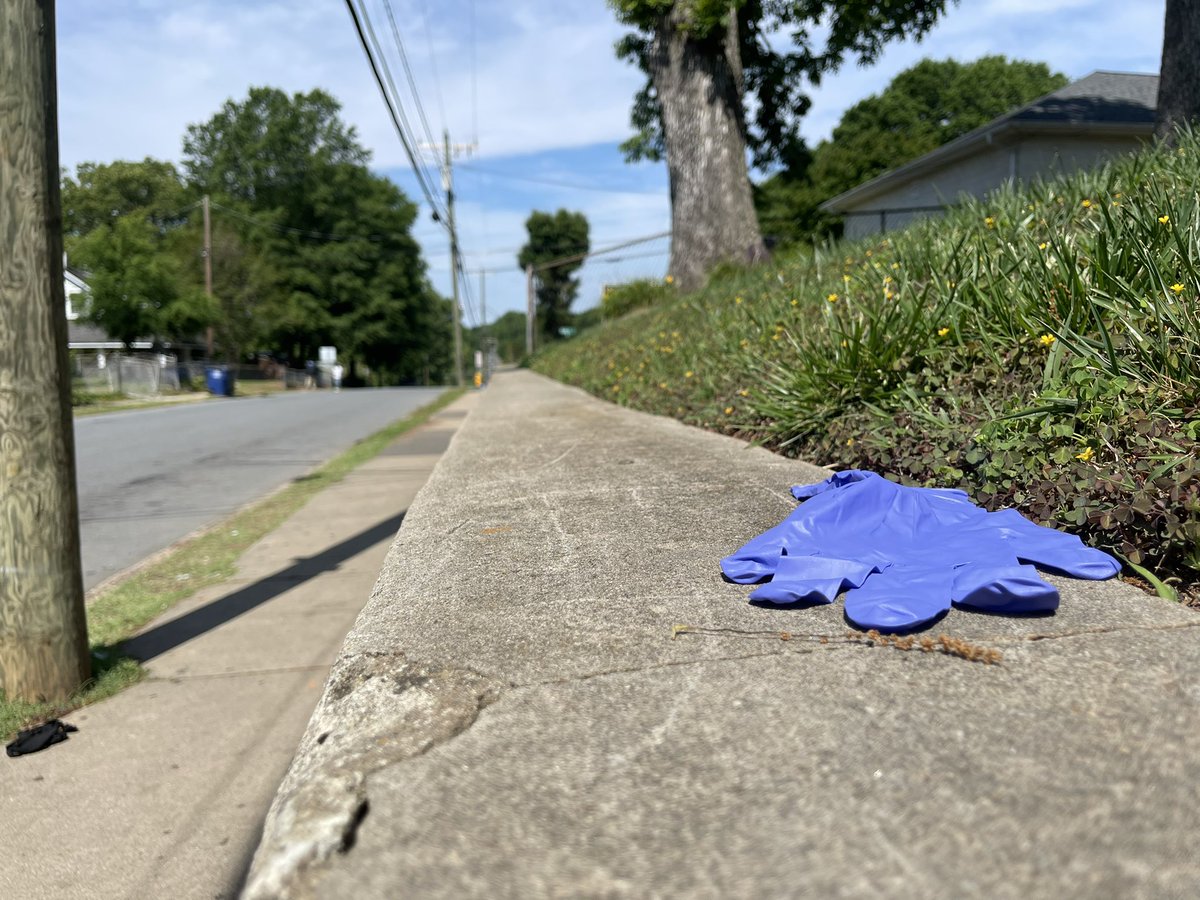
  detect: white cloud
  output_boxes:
[57,0,645,171]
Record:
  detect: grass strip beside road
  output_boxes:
[1,388,465,741]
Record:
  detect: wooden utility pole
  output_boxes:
[444,131,464,387]
[0,0,92,701]
[525,263,534,356]
[202,194,214,358]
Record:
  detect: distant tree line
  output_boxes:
[62,86,453,384]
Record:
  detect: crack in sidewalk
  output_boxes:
[241,649,505,900]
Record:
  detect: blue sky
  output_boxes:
[57,0,1166,329]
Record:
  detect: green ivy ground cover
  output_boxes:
[534,133,1200,602]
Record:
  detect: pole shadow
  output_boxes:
[122,511,406,662]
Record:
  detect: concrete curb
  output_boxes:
[244,370,1200,899]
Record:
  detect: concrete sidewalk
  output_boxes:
[247,369,1200,899]
[0,392,475,900]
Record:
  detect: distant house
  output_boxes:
[63,264,153,351]
[821,71,1158,240]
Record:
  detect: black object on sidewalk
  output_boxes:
[6,719,78,758]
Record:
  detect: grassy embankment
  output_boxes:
[535,134,1200,603]
[1,388,465,740]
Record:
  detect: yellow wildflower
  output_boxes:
[1039,334,1056,347]
[984,216,995,228]
[1081,199,1092,208]
[885,291,895,300]
[738,389,750,398]
[846,437,855,446]
[1075,447,1094,462]
[611,384,620,393]
[659,382,668,389]
[883,275,893,284]
[1170,283,1185,294]
[740,339,749,348]
[1039,242,1048,250]
[664,275,674,284]
[735,296,743,304]
[1159,215,1170,224]
[843,274,851,283]
[938,327,950,337]
[685,370,694,378]
[891,262,900,270]
[790,299,799,307]
[724,406,734,415]
[827,293,839,303]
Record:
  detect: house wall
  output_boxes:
[1014,134,1147,182]
[840,133,1148,240]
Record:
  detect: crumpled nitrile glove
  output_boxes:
[722,470,1120,632]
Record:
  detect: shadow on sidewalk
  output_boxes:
[123,511,407,663]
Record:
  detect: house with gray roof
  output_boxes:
[64,264,153,350]
[821,71,1158,239]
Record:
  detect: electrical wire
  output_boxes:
[534,230,671,272]
[357,0,447,221]
[208,200,403,242]
[343,0,448,227]
[457,162,664,196]
[380,0,440,158]
[418,0,449,133]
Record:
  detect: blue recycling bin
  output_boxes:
[204,366,236,397]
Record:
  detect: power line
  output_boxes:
[357,0,447,221]
[460,245,669,276]
[343,0,447,226]
[207,200,399,242]
[469,0,478,145]
[457,162,664,196]
[534,230,671,272]
[380,0,440,158]
[418,0,449,132]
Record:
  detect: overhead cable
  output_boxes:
[457,163,664,196]
[343,0,448,226]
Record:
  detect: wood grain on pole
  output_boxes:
[0,0,92,701]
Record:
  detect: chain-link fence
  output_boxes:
[73,352,181,398]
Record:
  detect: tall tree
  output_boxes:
[61,159,207,347]
[1156,0,1200,142]
[182,87,450,380]
[756,56,1067,245]
[517,210,590,342]
[613,0,951,291]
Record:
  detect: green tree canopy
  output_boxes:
[181,86,450,380]
[612,0,952,290]
[61,158,189,237]
[61,158,205,347]
[517,209,590,343]
[756,55,1069,246]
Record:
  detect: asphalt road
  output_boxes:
[73,387,445,590]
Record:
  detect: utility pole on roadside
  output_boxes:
[443,131,464,387]
[202,194,214,358]
[0,0,92,701]
[525,263,535,356]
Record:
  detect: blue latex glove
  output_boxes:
[722,470,1121,631]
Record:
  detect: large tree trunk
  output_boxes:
[0,0,91,701]
[1156,0,1200,142]
[649,4,766,293]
